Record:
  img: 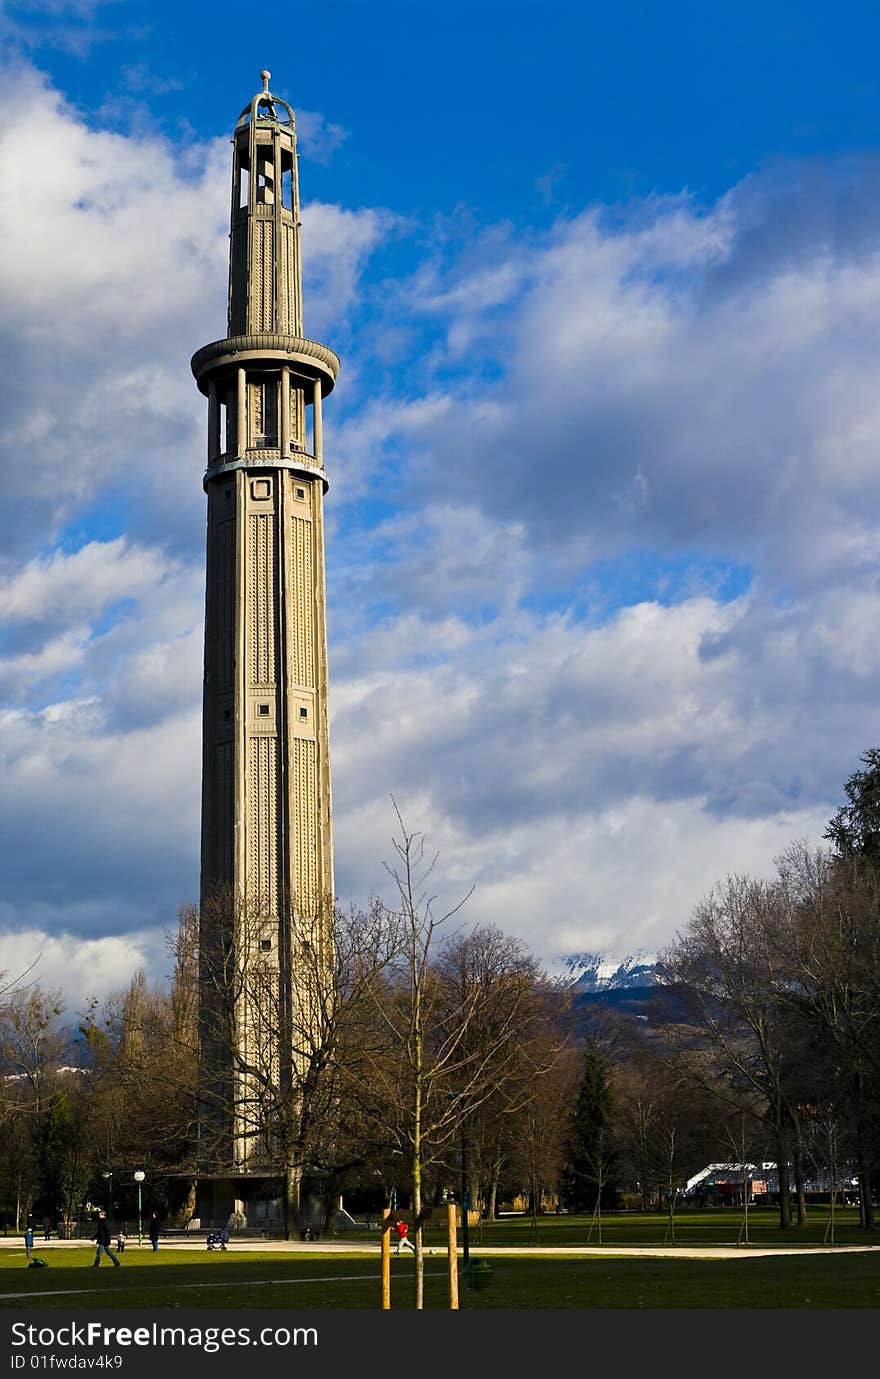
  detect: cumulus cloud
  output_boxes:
[0,61,390,560]
[387,167,880,597]
[328,585,867,966]
[330,589,867,843]
[0,533,205,944]
[0,924,167,1014]
[0,63,225,553]
[301,202,395,341]
[296,108,348,164]
[0,538,170,628]
[1,55,877,997]
[319,160,880,964]
[0,59,392,975]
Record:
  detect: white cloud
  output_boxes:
[327,578,879,962]
[0,61,394,983]
[301,202,396,340]
[391,169,880,595]
[296,109,348,164]
[0,924,167,1013]
[0,62,391,556]
[330,589,869,836]
[462,798,833,964]
[1,57,877,997]
[0,694,202,924]
[0,538,170,625]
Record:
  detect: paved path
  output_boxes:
[2,1238,878,1260]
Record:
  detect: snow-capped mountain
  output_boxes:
[557,951,665,993]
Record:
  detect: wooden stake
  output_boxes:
[381,1208,391,1310]
[447,1202,459,1310]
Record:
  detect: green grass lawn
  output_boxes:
[1,1245,879,1309]
[410,1205,875,1250]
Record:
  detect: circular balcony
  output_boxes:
[191,333,340,397]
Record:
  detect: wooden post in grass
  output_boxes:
[381,1208,391,1310]
[447,1202,459,1310]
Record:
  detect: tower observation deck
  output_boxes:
[192,73,338,1222]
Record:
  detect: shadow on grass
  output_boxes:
[1,1248,879,1309]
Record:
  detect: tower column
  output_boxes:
[280,365,291,456]
[208,381,220,461]
[237,367,247,456]
[313,378,323,466]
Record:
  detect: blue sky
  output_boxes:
[1,0,880,1006]
[19,1,880,211]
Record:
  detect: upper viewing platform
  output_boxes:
[191,72,339,482]
[226,68,304,340]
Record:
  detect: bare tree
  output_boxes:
[773,844,880,1231]
[198,885,401,1237]
[615,1064,659,1211]
[800,1101,850,1246]
[718,1105,765,1247]
[0,987,67,1118]
[455,996,569,1224]
[370,807,558,1307]
[508,1039,579,1240]
[0,985,73,1230]
[661,875,807,1229]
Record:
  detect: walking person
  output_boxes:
[393,1219,415,1255]
[148,1213,160,1252]
[24,1221,34,1260]
[92,1210,121,1268]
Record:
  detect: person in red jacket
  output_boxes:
[393,1219,415,1254]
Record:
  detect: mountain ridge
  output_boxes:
[557,950,665,993]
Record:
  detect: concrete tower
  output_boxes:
[191,72,338,1219]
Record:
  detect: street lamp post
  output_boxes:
[101,1171,113,1222]
[133,1172,145,1247]
[447,1091,471,1267]
[460,1117,470,1268]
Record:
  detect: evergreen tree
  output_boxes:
[825,747,880,865]
[36,1091,90,1228]
[563,1038,617,1212]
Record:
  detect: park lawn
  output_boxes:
[464,1253,880,1308]
[418,1206,873,1251]
[1,1247,880,1308]
[0,1249,414,1309]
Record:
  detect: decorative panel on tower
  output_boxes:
[290,513,315,686]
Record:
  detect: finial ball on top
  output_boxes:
[261,70,271,89]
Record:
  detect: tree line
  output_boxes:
[2,754,879,1286]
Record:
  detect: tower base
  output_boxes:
[194,1175,330,1236]
[195,1176,283,1232]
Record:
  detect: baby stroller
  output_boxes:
[206,1226,229,1251]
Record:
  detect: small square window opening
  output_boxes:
[299,707,308,719]
[259,939,272,952]
[295,487,305,500]
[258,703,270,717]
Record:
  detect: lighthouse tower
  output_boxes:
[191,73,338,1221]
